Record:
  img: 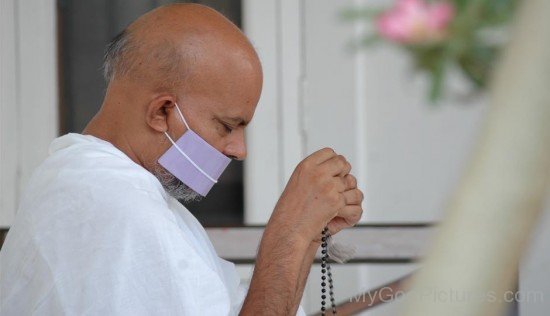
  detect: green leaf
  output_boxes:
[458,44,499,88]
[428,55,447,103]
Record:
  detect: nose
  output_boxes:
[224,128,247,161]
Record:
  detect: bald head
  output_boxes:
[85,4,263,200]
[103,4,260,91]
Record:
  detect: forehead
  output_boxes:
[181,44,262,121]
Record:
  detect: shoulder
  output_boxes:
[13,134,181,263]
[20,133,168,220]
[41,134,164,198]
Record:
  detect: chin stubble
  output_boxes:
[152,164,203,203]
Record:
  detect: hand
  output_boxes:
[267,147,364,245]
[325,171,363,237]
[243,148,363,315]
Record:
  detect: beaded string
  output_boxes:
[321,227,336,315]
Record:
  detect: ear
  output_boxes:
[145,95,176,133]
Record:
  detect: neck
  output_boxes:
[83,100,146,168]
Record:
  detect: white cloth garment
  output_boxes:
[0,133,306,316]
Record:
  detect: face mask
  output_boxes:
[158,103,231,197]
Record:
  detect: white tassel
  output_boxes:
[327,234,356,263]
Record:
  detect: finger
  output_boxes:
[338,158,352,177]
[343,188,364,205]
[337,204,363,226]
[327,206,363,234]
[344,174,357,191]
[330,176,349,193]
[307,147,337,165]
[321,155,351,176]
[327,217,349,235]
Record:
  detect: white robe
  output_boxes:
[0,133,306,315]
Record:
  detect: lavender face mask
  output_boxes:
[158,104,231,196]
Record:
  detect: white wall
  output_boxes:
[0,0,58,227]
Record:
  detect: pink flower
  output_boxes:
[376,0,455,44]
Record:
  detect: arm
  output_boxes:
[241,148,364,315]
[240,226,311,315]
[240,225,320,316]
[293,240,321,309]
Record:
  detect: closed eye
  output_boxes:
[221,122,234,133]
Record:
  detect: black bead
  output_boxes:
[321,226,336,315]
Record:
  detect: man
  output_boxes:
[0,4,363,315]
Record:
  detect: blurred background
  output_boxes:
[1,0,548,315]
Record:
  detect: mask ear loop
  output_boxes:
[173,102,191,131]
[162,103,218,184]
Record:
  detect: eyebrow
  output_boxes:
[222,116,249,127]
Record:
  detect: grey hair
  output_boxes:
[152,164,203,203]
[103,29,132,83]
[102,28,190,88]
